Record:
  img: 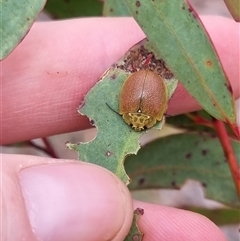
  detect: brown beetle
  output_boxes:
[119,70,168,131]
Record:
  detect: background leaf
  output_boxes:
[125,132,240,207]
[123,0,236,126]
[103,0,130,16]
[68,39,178,184]
[185,207,240,226]
[44,0,102,19]
[0,0,46,60]
[223,0,240,21]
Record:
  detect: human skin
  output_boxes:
[1,16,239,241]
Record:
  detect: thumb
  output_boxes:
[3,154,133,241]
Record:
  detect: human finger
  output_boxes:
[133,200,227,241]
[2,154,133,241]
[2,16,239,144]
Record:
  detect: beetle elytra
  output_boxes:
[118,70,168,131]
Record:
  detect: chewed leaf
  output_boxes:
[68,39,178,184]
[124,208,144,241]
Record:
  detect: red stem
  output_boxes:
[26,138,58,159]
[186,113,214,128]
[42,137,58,158]
[213,119,240,196]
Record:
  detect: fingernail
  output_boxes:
[18,163,133,241]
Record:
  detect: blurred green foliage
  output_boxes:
[44,0,103,18]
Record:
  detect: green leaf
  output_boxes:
[44,0,103,19]
[123,0,236,127]
[67,39,178,184]
[125,132,240,207]
[103,0,130,16]
[223,0,240,21]
[124,208,144,241]
[0,0,46,60]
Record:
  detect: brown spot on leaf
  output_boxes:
[110,8,113,12]
[110,74,116,80]
[188,5,198,18]
[134,207,144,215]
[202,149,208,156]
[171,181,176,187]
[185,152,192,159]
[224,82,233,94]
[206,60,213,67]
[210,133,217,138]
[136,10,138,14]
[136,1,140,7]
[105,151,113,157]
[138,177,145,185]
[201,182,207,188]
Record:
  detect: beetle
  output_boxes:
[118,69,168,131]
